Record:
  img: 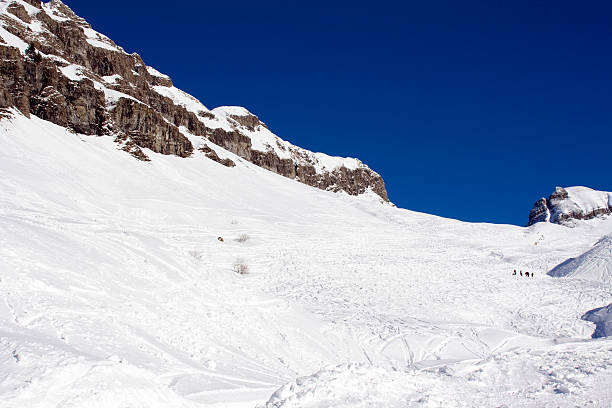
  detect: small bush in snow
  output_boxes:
[233,260,249,275]
[189,250,204,260]
[236,233,249,243]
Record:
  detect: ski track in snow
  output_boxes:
[1,112,612,407]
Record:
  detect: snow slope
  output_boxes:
[1,111,612,407]
[548,235,612,285]
[583,303,612,339]
[263,343,612,408]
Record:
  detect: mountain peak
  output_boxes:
[528,186,612,226]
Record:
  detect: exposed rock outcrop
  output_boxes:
[0,0,389,201]
[227,112,268,131]
[528,197,550,225]
[527,187,612,226]
[199,144,236,167]
[6,2,30,23]
[112,99,192,157]
[209,107,389,201]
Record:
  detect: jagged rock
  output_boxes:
[7,3,31,24]
[148,73,172,88]
[0,46,30,115]
[548,186,569,207]
[61,78,106,135]
[228,112,268,131]
[199,144,235,167]
[22,48,106,134]
[112,99,192,157]
[121,140,151,162]
[528,198,550,225]
[528,187,612,227]
[208,127,253,159]
[198,110,215,120]
[211,107,389,200]
[30,85,68,127]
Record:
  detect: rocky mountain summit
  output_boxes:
[0,0,388,201]
[528,186,612,226]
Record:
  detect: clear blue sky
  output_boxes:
[66,0,611,225]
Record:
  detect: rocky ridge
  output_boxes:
[0,0,388,201]
[528,186,612,226]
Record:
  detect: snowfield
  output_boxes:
[549,235,612,285]
[1,111,612,407]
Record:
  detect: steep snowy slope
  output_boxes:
[583,303,612,339]
[2,110,612,407]
[549,235,612,284]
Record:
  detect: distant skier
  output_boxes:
[525,271,530,277]
[532,272,535,278]
[520,271,523,276]
[513,269,517,275]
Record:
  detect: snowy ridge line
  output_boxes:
[210,106,367,173]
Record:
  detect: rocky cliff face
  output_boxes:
[527,187,612,227]
[0,0,388,201]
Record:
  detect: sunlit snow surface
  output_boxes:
[1,111,612,407]
[549,235,612,284]
[553,187,612,225]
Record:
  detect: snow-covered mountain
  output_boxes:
[528,186,612,226]
[2,1,612,407]
[0,0,388,201]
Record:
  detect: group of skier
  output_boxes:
[513,269,534,278]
